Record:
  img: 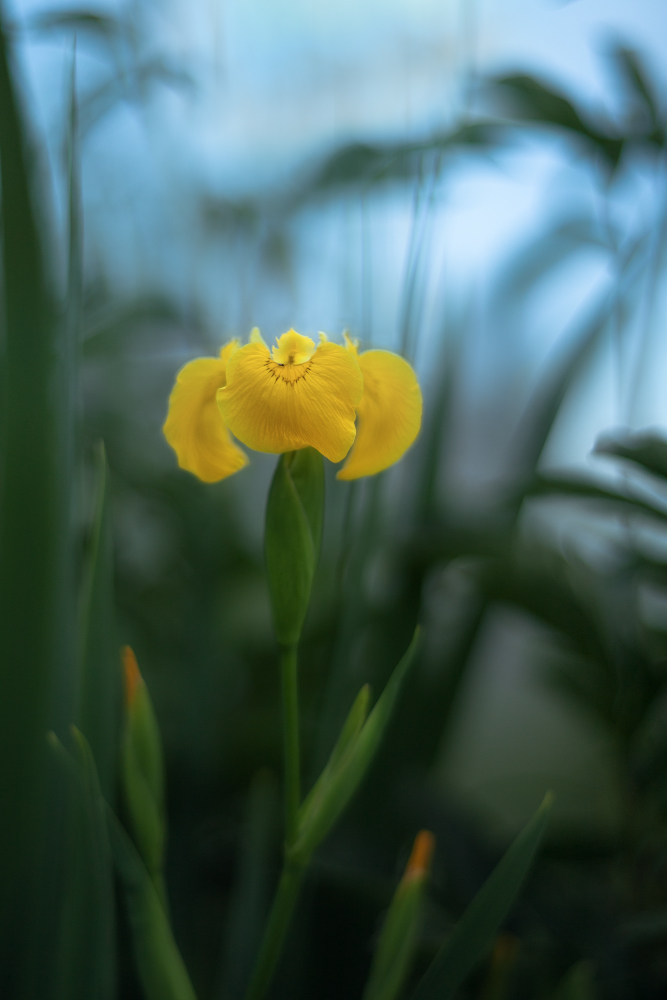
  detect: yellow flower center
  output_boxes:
[271,329,316,367]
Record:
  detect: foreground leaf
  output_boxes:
[292,630,420,862]
[412,794,553,1000]
[107,805,198,1000]
[79,442,122,802]
[363,831,435,1000]
[49,731,116,1000]
[0,9,70,988]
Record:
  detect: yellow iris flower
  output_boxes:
[163,328,422,482]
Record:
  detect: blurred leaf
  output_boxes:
[216,772,279,1000]
[595,429,667,482]
[25,9,124,44]
[620,906,667,942]
[552,960,596,1000]
[526,471,667,524]
[411,794,553,1000]
[493,74,590,133]
[491,74,624,169]
[121,647,168,906]
[509,230,649,490]
[82,294,181,356]
[292,629,419,861]
[78,442,122,802]
[107,804,198,1000]
[0,9,67,987]
[494,216,610,320]
[49,730,116,1000]
[606,43,662,140]
[79,57,193,136]
[298,123,499,200]
[363,831,434,1000]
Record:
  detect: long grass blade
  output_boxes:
[411,794,553,1000]
[78,442,122,801]
[0,7,68,990]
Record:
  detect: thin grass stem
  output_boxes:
[280,644,300,847]
[244,861,305,1000]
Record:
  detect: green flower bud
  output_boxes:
[363,831,435,1000]
[264,448,324,647]
[121,647,167,905]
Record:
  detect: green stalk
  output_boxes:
[280,644,301,846]
[244,861,305,1000]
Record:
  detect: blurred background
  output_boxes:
[5,0,667,995]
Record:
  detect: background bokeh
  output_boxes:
[5,0,667,996]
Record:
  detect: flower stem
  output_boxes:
[244,647,304,1000]
[281,643,300,846]
[244,860,305,1000]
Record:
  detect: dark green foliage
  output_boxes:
[413,796,552,1000]
[79,444,122,801]
[50,731,116,1000]
[0,8,68,991]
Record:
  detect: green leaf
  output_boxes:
[363,879,425,1000]
[607,43,661,139]
[552,961,596,1000]
[52,728,196,1000]
[265,448,324,646]
[49,730,116,1000]
[363,835,433,1000]
[509,227,649,498]
[0,10,70,986]
[297,123,498,200]
[491,75,624,169]
[594,430,667,482]
[411,794,553,1000]
[106,804,199,1000]
[299,684,371,820]
[78,442,122,802]
[292,630,419,862]
[216,771,279,1000]
[121,653,168,905]
[526,471,667,525]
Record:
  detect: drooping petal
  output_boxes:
[163,341,248,483]
[337,350,422,480]
[217,341,363,462]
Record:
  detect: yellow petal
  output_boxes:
[163,341,248,483]
[250,326,268,347]
[271,329,317,365]
[337,350,422,480]
[217,340,363,462]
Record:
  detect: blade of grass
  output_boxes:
[411,794,553,1000]
[107,804,199,1000]
[51,730,116,1000]
[78,442,122,802]
[0,8,70,990]
[216,772,279,1000]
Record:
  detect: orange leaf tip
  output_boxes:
[122,645,142,708]
[404,829,435,881]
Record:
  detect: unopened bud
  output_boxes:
[122,645,142,708]
[403,829,435,883]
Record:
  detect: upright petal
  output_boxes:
[163,342,248,483]
[337,350,422,480]
[218,341,363,462]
